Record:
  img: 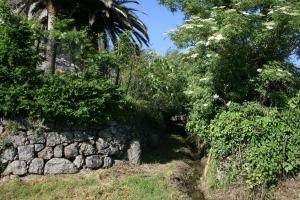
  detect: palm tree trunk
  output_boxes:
[115,67,120,86]
[45,0,57,74]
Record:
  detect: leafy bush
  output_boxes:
[0,66,43,117]
[0,67,127,126]
[33,74,126,125]
[256,61,298,107]
[289,90,300,108]
[0,0,41,68]
[209,103,300,189]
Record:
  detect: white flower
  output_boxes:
[278,6,289,11]
[182,24,194,29]
[185,90,194,95]
[191,53,199,59]
[213,94,219,99]
[255,13,265,16]
[200,78,208,81]
[215,34,225,41]
[257,68,262,72]
[289,12,300,16]
[183,49,190,54]
[226,101,232,107]
[201,18,215,22]
[196,41,206,46]
[191,16,200,20]
[225,9,236,13]
[164,29,176,35]
[264,22,276,29]
[203,103,208,107]
[211,26,218,31]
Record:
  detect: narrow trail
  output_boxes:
[143,121,207,200]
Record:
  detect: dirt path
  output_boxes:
[142,121,207,200]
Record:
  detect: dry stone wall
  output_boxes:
[0,121,141,176]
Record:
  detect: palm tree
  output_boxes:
[72,0,149,50]
[13,0,149,73]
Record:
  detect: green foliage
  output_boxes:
[0,0,42,68]
[132,52,187,116]
[33,74,126,125]
[163,0,300,191]
[209,103,300,189]
[112,35,188,117]
[289,90,300,108]
[0,66,126,125]
[0,66,43,118]
[256,61,298,107]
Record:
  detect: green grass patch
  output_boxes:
[0,173,177,200]
[101,175,176,200]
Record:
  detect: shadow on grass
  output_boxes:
[142,124,193,164]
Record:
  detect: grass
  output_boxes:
[100,175,176,200]
[0,170,178,200]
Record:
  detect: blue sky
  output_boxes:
[131,0,184,55]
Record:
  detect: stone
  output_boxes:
[7,135,26,147]
[1,146,17,163]
[109,123,118,135]
[79,143,96,156]
[102,157,113,169]
[46,132,61,147]
[29,158,44,174]
[127,140,141,165]
[64,143,79,158]
[26,130,34,136]
[99,146,119,156]
[74,132,89,142]
[44,158,78,175]
[2,161,27,176]
[54,145,63,158]
[34,144,45,152]
[95,138,109,151]
[73,155,84,169]
[60,132,74,143]
[28,133,46,144]
[38,147,53,160]
[97,129,112,139]
[18,145,34,161]
[85,155,103,169]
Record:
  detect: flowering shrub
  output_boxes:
[210,103,300,189]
